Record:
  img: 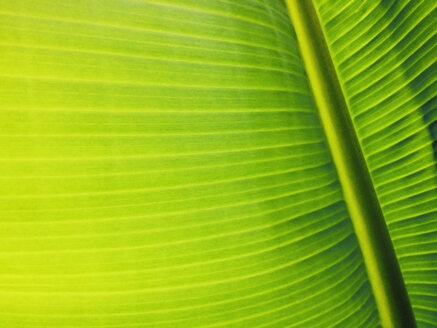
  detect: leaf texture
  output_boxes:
[0,0,435,327]
[312,0,437,326]
[0,1,381,327]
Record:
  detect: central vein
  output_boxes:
[284,1,415,327]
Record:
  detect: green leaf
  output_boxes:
[0,1,435,328]
[306,1,437,327]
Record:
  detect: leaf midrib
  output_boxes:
[284,1,416,327]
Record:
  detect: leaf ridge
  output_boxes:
[285,1,416,327]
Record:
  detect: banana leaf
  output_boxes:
[0,0,435,327]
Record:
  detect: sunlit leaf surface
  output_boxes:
[0,0,435,327]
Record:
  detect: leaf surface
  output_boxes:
[310,1,437,326]
[0,0,435,327]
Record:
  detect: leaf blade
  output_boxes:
[0,1,380,327]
